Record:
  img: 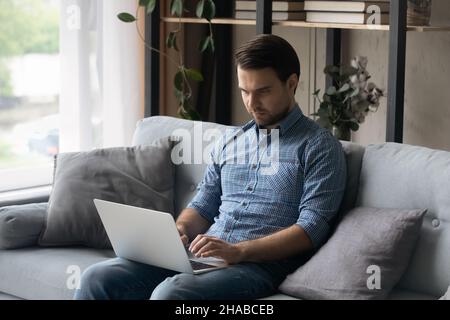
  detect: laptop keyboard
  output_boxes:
[189,260,217,271]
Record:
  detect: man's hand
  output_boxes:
[177,225,189,247]
[189,235,244,265]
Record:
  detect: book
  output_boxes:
[304,1,390,13]
[235,1,305,11]
[306,11,389,24]
[235,10,307,21]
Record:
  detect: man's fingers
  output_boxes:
[195,241,216,257]
[189,234,204,251]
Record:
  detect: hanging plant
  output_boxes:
[118,0,216,120]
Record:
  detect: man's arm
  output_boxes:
[176,208,212,246]
[190,224,313,263]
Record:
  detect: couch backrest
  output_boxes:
[132,116,232,215]
[356,143,450,297]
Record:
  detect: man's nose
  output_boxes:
[248,94,260,109]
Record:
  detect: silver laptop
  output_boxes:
[93,199,227,275]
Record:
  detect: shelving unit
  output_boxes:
[146,0,450,143]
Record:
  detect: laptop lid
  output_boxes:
[93,199,195,274]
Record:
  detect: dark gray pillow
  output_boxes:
[279,207,427,300]
[0,203,47,249]
[38,137,175,249]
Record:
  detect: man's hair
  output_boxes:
[234,34,300,82]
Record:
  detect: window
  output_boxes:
[0,0,59,192]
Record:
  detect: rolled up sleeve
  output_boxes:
[296,132,347,249]
[186,148,222,223]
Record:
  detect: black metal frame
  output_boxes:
[144,1,160,117]
[213,1,233,125]
[387,1,407,143]
[325,29,342,88]
[256,0,272,34]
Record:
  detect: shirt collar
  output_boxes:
[251,104,304,136]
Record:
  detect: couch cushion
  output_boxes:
[0,247,115,300]
[0,203,47,249]
[356,143,450,297]
[39,137,175,249]
[279,207,426,300]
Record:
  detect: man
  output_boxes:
[74,34,347,300]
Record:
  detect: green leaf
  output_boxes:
[313,89,321,96]
[350,87,360,98]
[326,86,337,95]
[147,0,156,14]
[166,31,178,51]
[340,65,358,77]
[348,121,360,131]
[174,70,184,92]
[324,65,339,75]
[199,36,210,52]
[196,0,216,21]
[209,36,215,52]
[178,104,201,120]
[185,68,204,82]
[319,102,329,110]
[117,13,136,23]
[338,83,350,93]
[170,0,183,17]
[196,0,205,18]
[139,0,151,7]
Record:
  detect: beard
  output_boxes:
[253,104,292,128]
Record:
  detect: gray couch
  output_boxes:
[1,116,449,300]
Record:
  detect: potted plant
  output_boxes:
[118,0,216,120]
[312,56,385,141]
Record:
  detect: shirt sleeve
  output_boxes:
[186,142,223,223]
[296,131,347,249]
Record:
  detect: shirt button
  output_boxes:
[242,202,247,206]
[252,164,257,169]
[247,186,253,191]
[432,219,440,228]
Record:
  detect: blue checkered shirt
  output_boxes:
[187,106,347,248]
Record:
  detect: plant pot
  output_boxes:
[408,0,432,26]
[331,125,351,141]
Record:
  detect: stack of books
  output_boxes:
[304,0,390,25]
[234,1,306,21]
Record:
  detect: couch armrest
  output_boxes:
[0,203,47,249]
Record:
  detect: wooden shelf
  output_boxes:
[161,17,450,32]
[274,20,389,30]
[161,17,256,26]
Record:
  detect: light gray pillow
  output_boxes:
[279,207,427,300]
[439,286,450,300]
[38,137,175,249]
[0,203,47,249]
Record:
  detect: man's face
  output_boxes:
[237,67,298,128]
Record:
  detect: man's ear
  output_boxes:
[287,73,299,93]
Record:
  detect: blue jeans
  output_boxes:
[73,256,306,300]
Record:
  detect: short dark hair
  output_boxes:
[234,34,300,82]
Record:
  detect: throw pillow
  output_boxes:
[439,286,450,300]
[279,207,427,300]
[0,203,47,249]
[38,137,175,249]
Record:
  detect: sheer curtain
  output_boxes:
[60,0,143,152]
